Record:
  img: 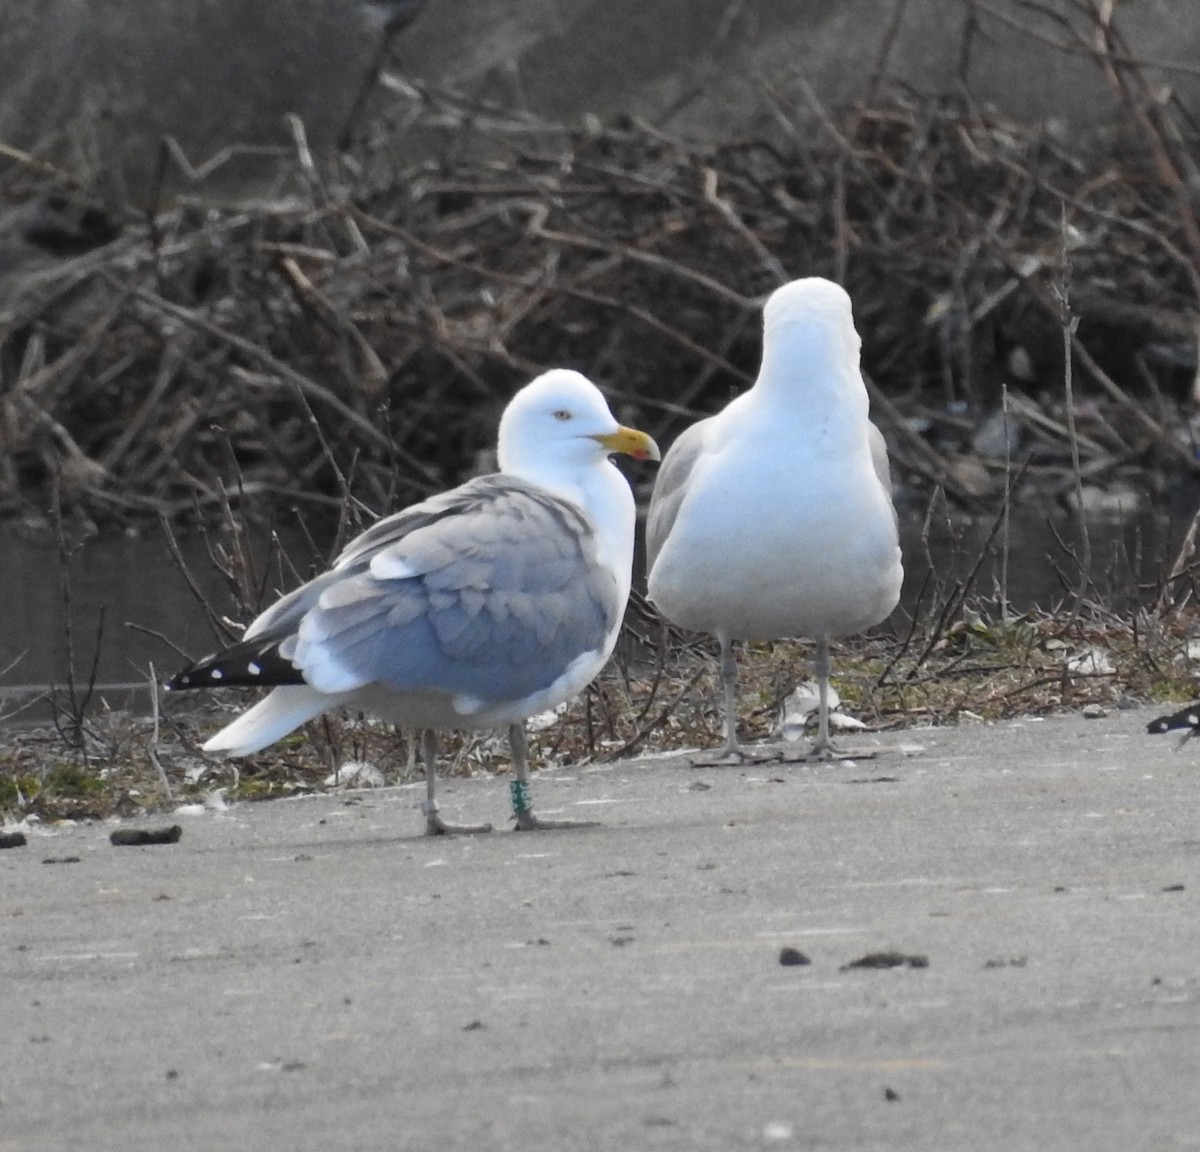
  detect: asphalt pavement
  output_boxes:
[3,704,1200,1151]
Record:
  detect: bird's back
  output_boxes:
[650,413,899,638]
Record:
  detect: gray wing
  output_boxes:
[645,415,715,573]
[287,475,620,703]
[171,475,620,706]
[868,421,899,531]
[244,475,575,640]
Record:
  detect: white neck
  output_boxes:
[757,322,867,417]
[507,453,637,611]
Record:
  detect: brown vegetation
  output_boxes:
[2,3,1199,527]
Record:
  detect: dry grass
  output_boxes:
[5,587,1200,823]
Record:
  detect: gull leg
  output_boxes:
[806,636,875,762]
[809,635,836,760]
[510,723,597,831]
[692,636,776,765]
[720,634,741,756]
[770,636,839,764]
[422,729,493,836]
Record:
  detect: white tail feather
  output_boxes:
[202,686,333,757]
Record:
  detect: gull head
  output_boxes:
[498,369,660,475]
[762,277,862,367]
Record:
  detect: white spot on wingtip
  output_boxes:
[210,669,223,681]
[248,662,262,676]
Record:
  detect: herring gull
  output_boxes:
[646,277,902,760]
[168,369,660,833]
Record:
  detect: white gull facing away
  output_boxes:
[168,369,660,833]
[646,277,902,760]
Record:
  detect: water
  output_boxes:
[0,523,323,719]
[0,500,1185,720]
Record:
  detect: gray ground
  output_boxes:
[4,704,1200,1151]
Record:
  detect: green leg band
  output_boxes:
[510,778,531,814]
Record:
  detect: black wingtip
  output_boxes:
[166,640,303,691]
[164,655,227,692]
[1146,704,1200,736]
[164,664,215,692]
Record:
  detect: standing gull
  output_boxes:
[168,370,659,833]
[646,277,902,760]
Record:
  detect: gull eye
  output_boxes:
[552,409,572,421]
